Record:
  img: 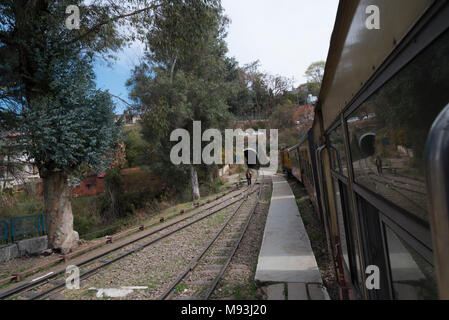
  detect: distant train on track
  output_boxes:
[280,0,449,300]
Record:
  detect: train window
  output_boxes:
[385,226,438,300]
[328,125,348,176]
[346,29,449,223]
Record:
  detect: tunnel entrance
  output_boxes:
[359,133,376,157]
[244,148,260,169]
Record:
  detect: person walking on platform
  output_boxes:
[246,169,252,186]
[375,155,383,175]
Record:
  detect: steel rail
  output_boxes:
[157,198,248,300]
[204,171,265,300]
[0,188,253,300]
[32,192,255,301]
[0,182,246,287]
[158,171,261,300]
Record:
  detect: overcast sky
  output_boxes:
[95,1,339,113]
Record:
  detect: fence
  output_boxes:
[0,220,7,244]
[0,213,46,244]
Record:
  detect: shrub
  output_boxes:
[0,189,43,219]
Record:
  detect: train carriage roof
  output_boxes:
[317,0,433,131]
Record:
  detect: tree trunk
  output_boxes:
[170,56,177,84]
[43,170,79,254]
[190,166,200,201]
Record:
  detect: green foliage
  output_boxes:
[268,102,303,147]
[102,168,130,218]
[269,103,296,130]
[101,167,163,219]
[0,1,130,177]
[19,60,119,174]
[235,61,293,118]
[127,0,235,194]
[124,127,149,168]
[0,189,43,219]
[304,61,325,97]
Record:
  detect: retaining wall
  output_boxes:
[0,235,48,262]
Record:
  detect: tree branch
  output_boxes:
[66,3,161,44]
[106,92,138,109]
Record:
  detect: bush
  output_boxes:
[123,127,149,168]
[72,194,102,233]
[73,214,94,236]
[102,168,127,218]
[101,168,159,219]
[0,189,43,219]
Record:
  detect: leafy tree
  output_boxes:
[226,59,254,117]
[269,102,297,146]
[127,0,234,200]
[0,0,162,252]
[124,127,149,168]
[305,61,325,97]
[269,103,296,131]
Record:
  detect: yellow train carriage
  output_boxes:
[279,147,292,174]
[287,144,301,181]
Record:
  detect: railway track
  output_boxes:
[159,171,264,300]
[0,178,257,300]
[366,172,426,195]
[0,182,247,287]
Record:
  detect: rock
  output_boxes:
[18,236,48,256]
[41,249,53,256]
[59,230,79,254]
[0,244,19,262]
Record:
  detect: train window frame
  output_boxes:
[331,170,349,186]
[352,181,432,252]
[380,214,434,266]
[380,216,438,299]
[327,125,350,177]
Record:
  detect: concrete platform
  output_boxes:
[255,174,324,299]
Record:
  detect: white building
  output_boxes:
[0,132,40,190]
